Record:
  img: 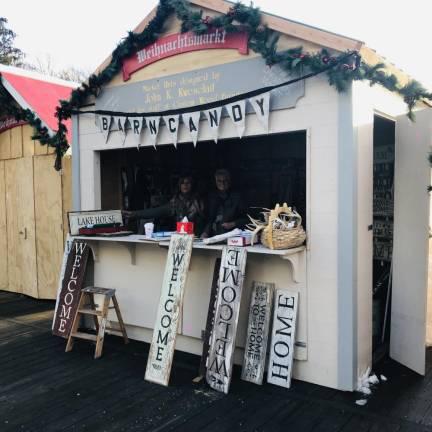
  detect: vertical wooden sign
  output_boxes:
[52,240,91,338]
[241,281,274,385]
[267,290,299,388]
[206,247,247,394]
[145,234,193,386]
[198,258,221,378]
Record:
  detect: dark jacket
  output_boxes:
[203,190,248,237]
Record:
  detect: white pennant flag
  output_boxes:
[182,111,200,147]
[146,116,160,149]
[163,115,180,148]
[99,115,112,143]
[226,100,246,138]
[249,92,270,133]
[203,107,222,143]
[129,117,146,148]
[113,116,128,145]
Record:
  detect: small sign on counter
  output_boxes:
[68,210,123,235]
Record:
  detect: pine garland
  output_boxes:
[2,0,431,170]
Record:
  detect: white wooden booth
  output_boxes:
[71,0,432,391]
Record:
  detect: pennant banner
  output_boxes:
[182,111,200,147]
[249,92,270,133]
[97,93,271,147]
[99,115,112,143]
[226,100,246,138]
[113,116,128,145]
[146,116,160,149]
[163,115,180,148]
[203,107,222,143]
[130,117,145,148]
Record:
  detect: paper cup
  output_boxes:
[144,222,154,238]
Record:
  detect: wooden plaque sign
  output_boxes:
[52,240,91,338]
[267,290,299,388]
[206,247,247,394]
[199,258,221,377]
[145,234,193,386]
[68,210,123,235]
[241,281,274,385]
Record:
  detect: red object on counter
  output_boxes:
[176,221,194,234]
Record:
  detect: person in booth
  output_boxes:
[122,174,205,235]
[201,168,248,239]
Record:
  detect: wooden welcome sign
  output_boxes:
[241,281,274,385]
[267,290,299,388]
[145,234,193,386]
[206,247,247,394]
[52,240,92,338]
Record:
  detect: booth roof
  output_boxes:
[0,64,78,142]
[94,0,416,91]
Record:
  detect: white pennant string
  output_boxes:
[249,92,270,133]
[146,116,160,149]
[113,116,128,145]
[163,115,180,148]
[99,115,112,143]
[182,112,201,147]
[203,107,222,143]
[226,100,246,138]
[130,117,146,148]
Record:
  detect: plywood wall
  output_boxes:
[0,125,72,299]
[34,154,64,299]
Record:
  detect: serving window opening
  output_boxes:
[100,131,307,235]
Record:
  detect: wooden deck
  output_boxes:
[1,291,432,431]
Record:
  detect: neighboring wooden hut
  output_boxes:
[0,65,75,299]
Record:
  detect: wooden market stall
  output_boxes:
[62,0,432,392]
[0,65,75,299]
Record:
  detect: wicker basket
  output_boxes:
[247,203,306,250]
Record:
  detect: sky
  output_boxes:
[2,0,431,89]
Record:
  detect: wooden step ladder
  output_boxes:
[65,286,129,359]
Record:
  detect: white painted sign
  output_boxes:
[145,234,193,386]
[206,247,247,393]
[68,210,123,235]
[267,290,298,388]
[241,281,274,385]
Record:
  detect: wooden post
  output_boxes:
[145,234,193,386]
[267,290,299,389]
[241,281,274,385]
[206,247,247,394]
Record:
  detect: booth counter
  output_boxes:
[72,234,308,368]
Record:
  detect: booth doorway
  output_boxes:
[372,115,395,362]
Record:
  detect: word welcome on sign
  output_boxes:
[206,247,247,394]
[68,210,123,235]
[241,281,274,385]
[267,290,299,388]
[52,240,91,338]
[145,234,193,386]
[122,29,248,80]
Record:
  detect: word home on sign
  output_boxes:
[241,281,274,385]
[267,290,299,389]
[206,247,247,394]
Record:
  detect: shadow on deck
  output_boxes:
[1,291,432,432]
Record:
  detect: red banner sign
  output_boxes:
[0,116,27,134]
[122,29,248,81]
